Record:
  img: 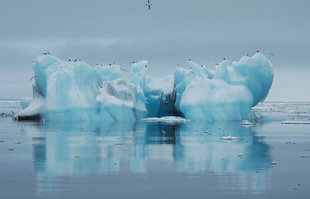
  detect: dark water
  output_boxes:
[1,101,310,198]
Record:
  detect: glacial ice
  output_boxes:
[174,53,273,121]
[16,53,273,121]
[20,97,32,109]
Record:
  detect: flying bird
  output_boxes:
[146,0,152,10]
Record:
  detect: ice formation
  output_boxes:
[174,53,274,121]
[16,53,273,121]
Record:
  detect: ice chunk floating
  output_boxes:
[16,53,274,121]
[141,116,187,124]
[174,53,273,121]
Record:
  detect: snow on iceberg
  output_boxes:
[16,52,273,122]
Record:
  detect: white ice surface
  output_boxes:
[141,116,187,124]
[281,120,310,124]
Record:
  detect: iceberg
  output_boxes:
[17,55,138,121]
[16,53,273,121]
[174,53,273,121]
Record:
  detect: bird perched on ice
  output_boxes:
[162,98,168,105]
[29,75,36,82]
[42,51,51,55]
[146,0,152,10]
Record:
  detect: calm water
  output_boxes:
[1,101,310,198]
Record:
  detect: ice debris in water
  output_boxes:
[141,116,187,124]
[16,52,273,121]
[241,120,252,126]
[220,136,243,141]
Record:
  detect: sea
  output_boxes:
[0,100,310,199]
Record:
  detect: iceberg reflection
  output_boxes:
[21,120,271,195]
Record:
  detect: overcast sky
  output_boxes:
[1,0,310,100]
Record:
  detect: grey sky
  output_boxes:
[1,0,310,100]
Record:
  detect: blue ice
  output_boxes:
[16,53,273,121]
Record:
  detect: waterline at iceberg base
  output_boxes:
[16,53,274,122]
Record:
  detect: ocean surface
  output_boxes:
[1,100,310,199]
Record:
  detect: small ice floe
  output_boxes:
[241,120,252,126]
[142,116,187,124]
[271,161,277,165]
[281,120,310,124]
[14,141,22,144]
[161,130,166,134]
[220,136,243,141]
